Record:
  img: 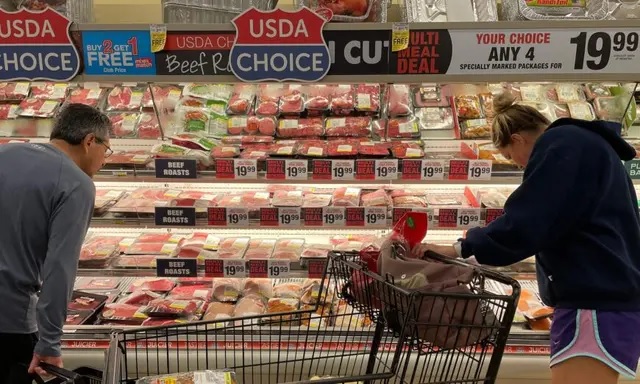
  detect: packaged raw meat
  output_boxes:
[277,118,323,138]
[303,193,332,208]
[279,85,305,115]
[128,278,176,293]
[0,104,19,120]
[387,117,420,139]
[30,82,69,100]
[119,290,162,306]
[460,119,492,139]
[273,282,303,299]
[18,99,60,118]
[135,233,184,244]
[268,141,297,156]
[216,194,244,207]
[330,234,377,250]
[478,93,495,118]
[387,84,412,117]
[245,239,276,259]
[392,194,427,208]
[305,85,332,112]
[142,84,182,109]
[300,244,332,259]
[300,304,330,328]
[361,189,391,207]
[134,112,162,139]
[415,107,456,131]
[455,95,483,119]
[555,83,585,103]
[334,302,371,328]
[301,279,322,305]
[519,85,545,103]
[113,255,160,269]
[243,191,271,207]
[584,83,612,100]
[255,85,282,116]
[412,84,447,108]
[75,277,121,291]
[68,291,108,311]
[390,142,424,159]
[239,146,269,160]
[354,84,380,113]
[203,301,235,321]
[234,295,267,318]
[296,140,327,157]
[325,117,372,137]
[332,187,361,207]
[105,86,144,111]
[593,96,625,120]
[426,194,466,206]
[358,141,390,157]
[330,85,355,115]
[327,140,359,157]
[217,237,250,259]
[266,298,299,319]
[65,310,93,326]
[227,85,255,115]
[141,317,199,326]
[567,101,595,120]
[212,145,240,159]
[135,370,238,384]
[174,106,211,134]
[100,304,148,325]
[169,135,214,153]
[272,238,305,260]
[243,278,274,300]
[182,83,232,102]
[168,285,213,301]
[79,238,119,266]
[66,86,105,107]
[125,242,177,255]
[0,82,30,101]
[272,190,303,207]
[144,298,204,318]
[151,143,212,168]
[552,103,571,119]
[517,101,556,122]
[108,112,140,138]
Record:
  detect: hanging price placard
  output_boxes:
[222,259,247,278]
[233,159,258,179]
[438,208,458,228]
[303,207,323,226]
[322,207,346,227]
[267,260,291,278]
[457,208,482,228]
[266,159,308,180]
[485,208,505,225]
[468,160,492,180]
[448,159,470,180]
[374,159,399,180]
[331,160,356,180]
[364,207,387,227]
[278,207,302,227]
[306,258,327,278]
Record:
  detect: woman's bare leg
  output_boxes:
[551,357,620,384]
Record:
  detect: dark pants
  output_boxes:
[0,333,38,384]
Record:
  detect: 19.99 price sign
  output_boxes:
[216,159,258,179]
[266,159,308,180]
[438,208,481,228]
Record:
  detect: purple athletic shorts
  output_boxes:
[550,309,640,378]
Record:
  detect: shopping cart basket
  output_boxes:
[102,274,404,384]
[330,250,520,384]
[33,364,102,384]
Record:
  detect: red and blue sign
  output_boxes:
[0,8,80,81]
[229,7,331,82]
[82,30,156,75]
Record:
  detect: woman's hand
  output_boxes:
[411,243,459,259]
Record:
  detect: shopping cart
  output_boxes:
[330,250,520,384]
[102,273,405,383]
[33,364,102,384]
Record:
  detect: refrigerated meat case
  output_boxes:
[1,20,639,384]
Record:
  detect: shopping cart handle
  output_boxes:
[32,362,83,384]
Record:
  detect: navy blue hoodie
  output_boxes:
[460,118,640,311]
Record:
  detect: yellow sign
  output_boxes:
[392,23,410,52]
[150,24,167,53]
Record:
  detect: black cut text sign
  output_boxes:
[156,258,198,277]
[155,159,197,179]
[155,207,197,226]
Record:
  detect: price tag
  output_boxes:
[374,159,399,180]
[312,159,332,180]
[265,159,286,180]
[222,259,247,278]
[448,159,470,180]
[345,207,365,227]
[259,208,279,227]
[468,160,492,180]
[278,207,302,227]
[233,159,258,179]
[626,160,640,179]
[485,208,505,225]
[401,159,422,180]
[331,160,356,180]
[154,159,197,179]
[355,159,375,180]
[204,259,223,277]
[248,259,268,278]
[214,159,235,179]
[422,159,446,180]
[306,258,327,278]
[438,208,458,228]
[303,207,323,227]
[284,159,308,180]
[322,207,346,227]
[154,207,196,226]
[226,208,250,227]
[267,260,291,278]
[364,207,387,227]
[457,208,482,228]
[569,30,640,72]
[156,258,197,278]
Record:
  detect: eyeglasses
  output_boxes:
[96,138,113,158]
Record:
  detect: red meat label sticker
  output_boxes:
[448,159,470,180]
[229,7,331,82]
[259,207,280,227]
[355,159,375,180]
[204,259,224,278]
[312,159,332,180]
[345,207,365,227]
[438,208,458,228]
[303,207,323,226]
[485,208,505,225]
[307,258,327,278]
[248,259,268,278]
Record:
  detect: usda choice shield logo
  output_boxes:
[229,7,331,82]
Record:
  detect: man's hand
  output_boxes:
[28,353,63,377]
[412,243,459,259]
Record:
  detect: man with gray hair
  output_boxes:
[0,104,112,383]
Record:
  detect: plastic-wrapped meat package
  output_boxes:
[332,187,361,207]
[331,234,377,251]
[277,118,323,138]
[300,244,332,258]
[361,189,391,207]
[108,112,140,138]
[255,85,281,116]
[234,296,267,319]
[426,194,466,207]
[245,239,276,259]
[358,141,390,157]
[555,84,585,103]
[66,87,105,107]
[65,310,92,326]
[212,279,242,302]
[216,194,244,208]
[303,193,332,208]
[387,84,412,117]
[517,101,556,122]
[128,278,176,293]
[100,304,148,325]
[0,104,19,120]
[392,194,427,208]
[239,146,270,160]
[94,189,125,211]
[269,141,297,157]
[170,134,216,152]
[0,82,30,101]
[141,317,199,326]
[168,285,213,301]
[355,84,380,113]
[212,145,240,159]
[272,190,303,207]
[68,291,108,311]
[273,282,303,299]
[182,83,232,102]
[568,101,596,120]
[391,142,424,159]
[416,107,456,131]
[133,112,161,139]
[106,86,144,111]
[177,277,213,287]
[75,277,121,291]
[242,191,271,207]
[30,82,69,100]
[272,238,305,260]
[325,117,372,137]
[279,85,305,115]
[217,237,250,259]
[266,298,299,319]
[478,93,495,118]
[104,150,152,166]
[387,117,420,139]
[144,298,204,318]
[334,302,371,328]
[119,290,162,306]
[455,95,484,119]
[593,96,625,120]
[125,242,177,256]
[135,233,184,244]
[113,255,159,269]
[142,84,182,109]
[305,85,332,112]
[240,279,272,301]
[151,143,212,168]
[203,301,235,321]
[18,99,60,118]
[584,83,612,100]
[79,238,120,266]
[301,279,322,305]
[519,85,544,103]
[249,116,277,136]
[227,85,255,115]
[327,139,359,157]
[300,304,331,328]
[461,118,492,139]
[330,85,355,115]
[552,103,571,119]
[296,140,327,157]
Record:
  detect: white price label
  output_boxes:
[234,159,258,179]
[267,260,291,278]
[422,159,446,180]
[332,160,355,180]
[468,159,492,180]
[278,207,301,227]
[285,159,308,180]
[226,208,250,227]
[223,259,247,278]
[323,207,346,227]
[364,207,387,227]
[374,159,399,180]
[457,208,482,228]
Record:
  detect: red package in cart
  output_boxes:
[108,112,140,138]
[119,290,162,306]
[296,140,327,157]
[387,84,412,116]
[387,117,420,139]
[358,141,390,157]
[227,85,255,115]
[128,278,176,293]
[66,87,105,107]
[332,187,361,207]
[136,112,162,139]
[391,142,424,159]
[212,278,243,302]
[327,140,359,157]
[0,82,30,101]
[217,237,250,259]
[305,84,332,112]
[18,99,60,118]
[30,82,69,100]
[330,85,355,115]
[245,239,277,259]
[279,85,305,115]
[144,298,204,318]
[325,116,372,137]
[277,118,323,138]
[142,84,182,109]
[106,86,144,111]
[100,304,148,324]
[168,285,213,301]
[362,189,392,207]
[246,116,277,136]
[272,190,303,207]
[355,84,381,113]
[212,145,240,158]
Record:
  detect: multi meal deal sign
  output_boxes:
[0,8,80,81]
[229,7,331,82]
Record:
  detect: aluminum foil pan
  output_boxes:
[13,0,93,22]
[502,0,609,20]
[164,3,243,23]
[163,0,273,12]
[404,0,498,23]
[296,0,388,22]
[608,0,640,19]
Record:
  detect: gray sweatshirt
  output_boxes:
[0,143,94,356]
